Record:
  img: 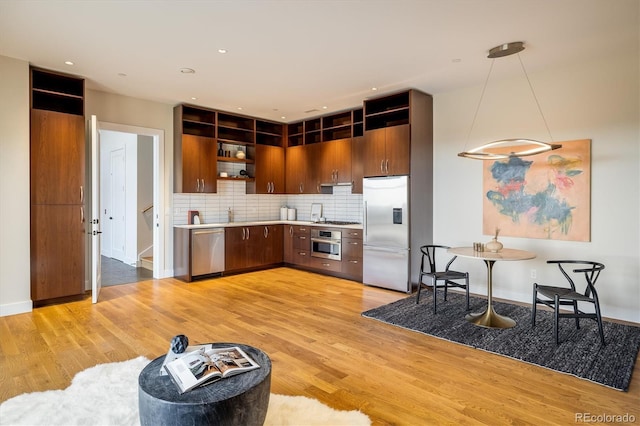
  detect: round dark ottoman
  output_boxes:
[138,343,271,426]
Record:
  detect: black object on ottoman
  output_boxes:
[138,343,271,426]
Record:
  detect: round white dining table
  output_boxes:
[448,247,536,328]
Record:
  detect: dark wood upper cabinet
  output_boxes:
[254,144,285,194]
[285,145,308,194]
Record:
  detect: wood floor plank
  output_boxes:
[0,267,637,425]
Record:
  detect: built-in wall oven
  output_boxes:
[310,229,341,261]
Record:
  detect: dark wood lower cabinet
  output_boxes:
[31,204,85,301]
[179,224,362,282]
[225,225,283,273]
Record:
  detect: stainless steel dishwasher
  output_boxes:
[191,228,225,276]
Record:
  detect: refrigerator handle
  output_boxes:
[363,200,368,241]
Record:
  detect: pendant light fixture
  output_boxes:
[458,41,561,160]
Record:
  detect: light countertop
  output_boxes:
[174,220,363,230]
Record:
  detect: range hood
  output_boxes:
[319,182,353,187]
[319,181,352,194]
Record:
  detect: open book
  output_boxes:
[163,346,260,394]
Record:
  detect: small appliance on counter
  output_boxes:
[188,210,200,225]
[310,203,323,222]
[287,208,296,221]
[280,206,288,220]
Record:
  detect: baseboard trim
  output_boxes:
[0,300,33,317]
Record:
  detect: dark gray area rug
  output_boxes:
[362,292,640,391]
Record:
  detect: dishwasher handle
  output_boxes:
[193,229,224,236]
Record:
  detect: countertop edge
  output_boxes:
[174,220,363,230]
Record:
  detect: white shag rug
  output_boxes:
[0,357,370,426]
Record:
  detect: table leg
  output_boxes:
[465,259,516,328]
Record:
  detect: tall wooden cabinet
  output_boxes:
[30,68,86,303]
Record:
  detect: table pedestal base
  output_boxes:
[465,306,516,329]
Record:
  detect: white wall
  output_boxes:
[433,49,639,322]
[0,56,31,316]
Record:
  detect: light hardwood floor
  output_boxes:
[1,267,638,425]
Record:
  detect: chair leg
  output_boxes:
[573,300,580,330]
[465,274,470,311]
[532,285,538,327]
[595,301,606,345]
[416,280,422,304]
[432,277,437,314]
[554,295,560,345]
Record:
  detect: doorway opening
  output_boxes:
[95,121,165,287]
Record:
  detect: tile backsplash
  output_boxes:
[173,181,363,225]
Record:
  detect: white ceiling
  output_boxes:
[1,0,637,123]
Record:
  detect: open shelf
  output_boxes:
[364,92,411,131]
[31,68,84,115]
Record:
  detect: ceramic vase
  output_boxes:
[485,237,503,253]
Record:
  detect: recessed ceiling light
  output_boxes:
[218,49,227,54]
[64,61,74,66]
[322,106,328,109]
[281,116,286,120]
[371,87,378,91]
[180,68,195,74]
[237,107,243,110]
[191,97,197,100]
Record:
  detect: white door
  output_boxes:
[90,115,102,304]
[110,148,126,262]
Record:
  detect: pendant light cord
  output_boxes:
[517,53,554,142]
[464,52,555,149]
[465,59,495,149]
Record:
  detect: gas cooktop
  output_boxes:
[321,220,361,225]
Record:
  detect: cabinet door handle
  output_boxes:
[299,183,303,193]
[380,159,384,173]
[316,183,320,193]
[201,178,205,191]
[299,236,306,240]
[349,241,359,245]
[289,226,293,236]
[264,226,268,238]
[299,252,306,256]
[80,206,84,223]
[80,185,84,203]
[349,260,359,264]
[385,159,389,173]
[246,227,250,239]
[242,227,246,240]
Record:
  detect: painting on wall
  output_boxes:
[482,139,591,241]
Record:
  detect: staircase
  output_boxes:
[140,256,153,271]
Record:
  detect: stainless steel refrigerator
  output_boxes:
[363,175,410,292]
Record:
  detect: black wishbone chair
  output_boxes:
[416,245,470,314]
[532,260,606,345]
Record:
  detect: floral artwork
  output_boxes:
[482,139,591,241]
